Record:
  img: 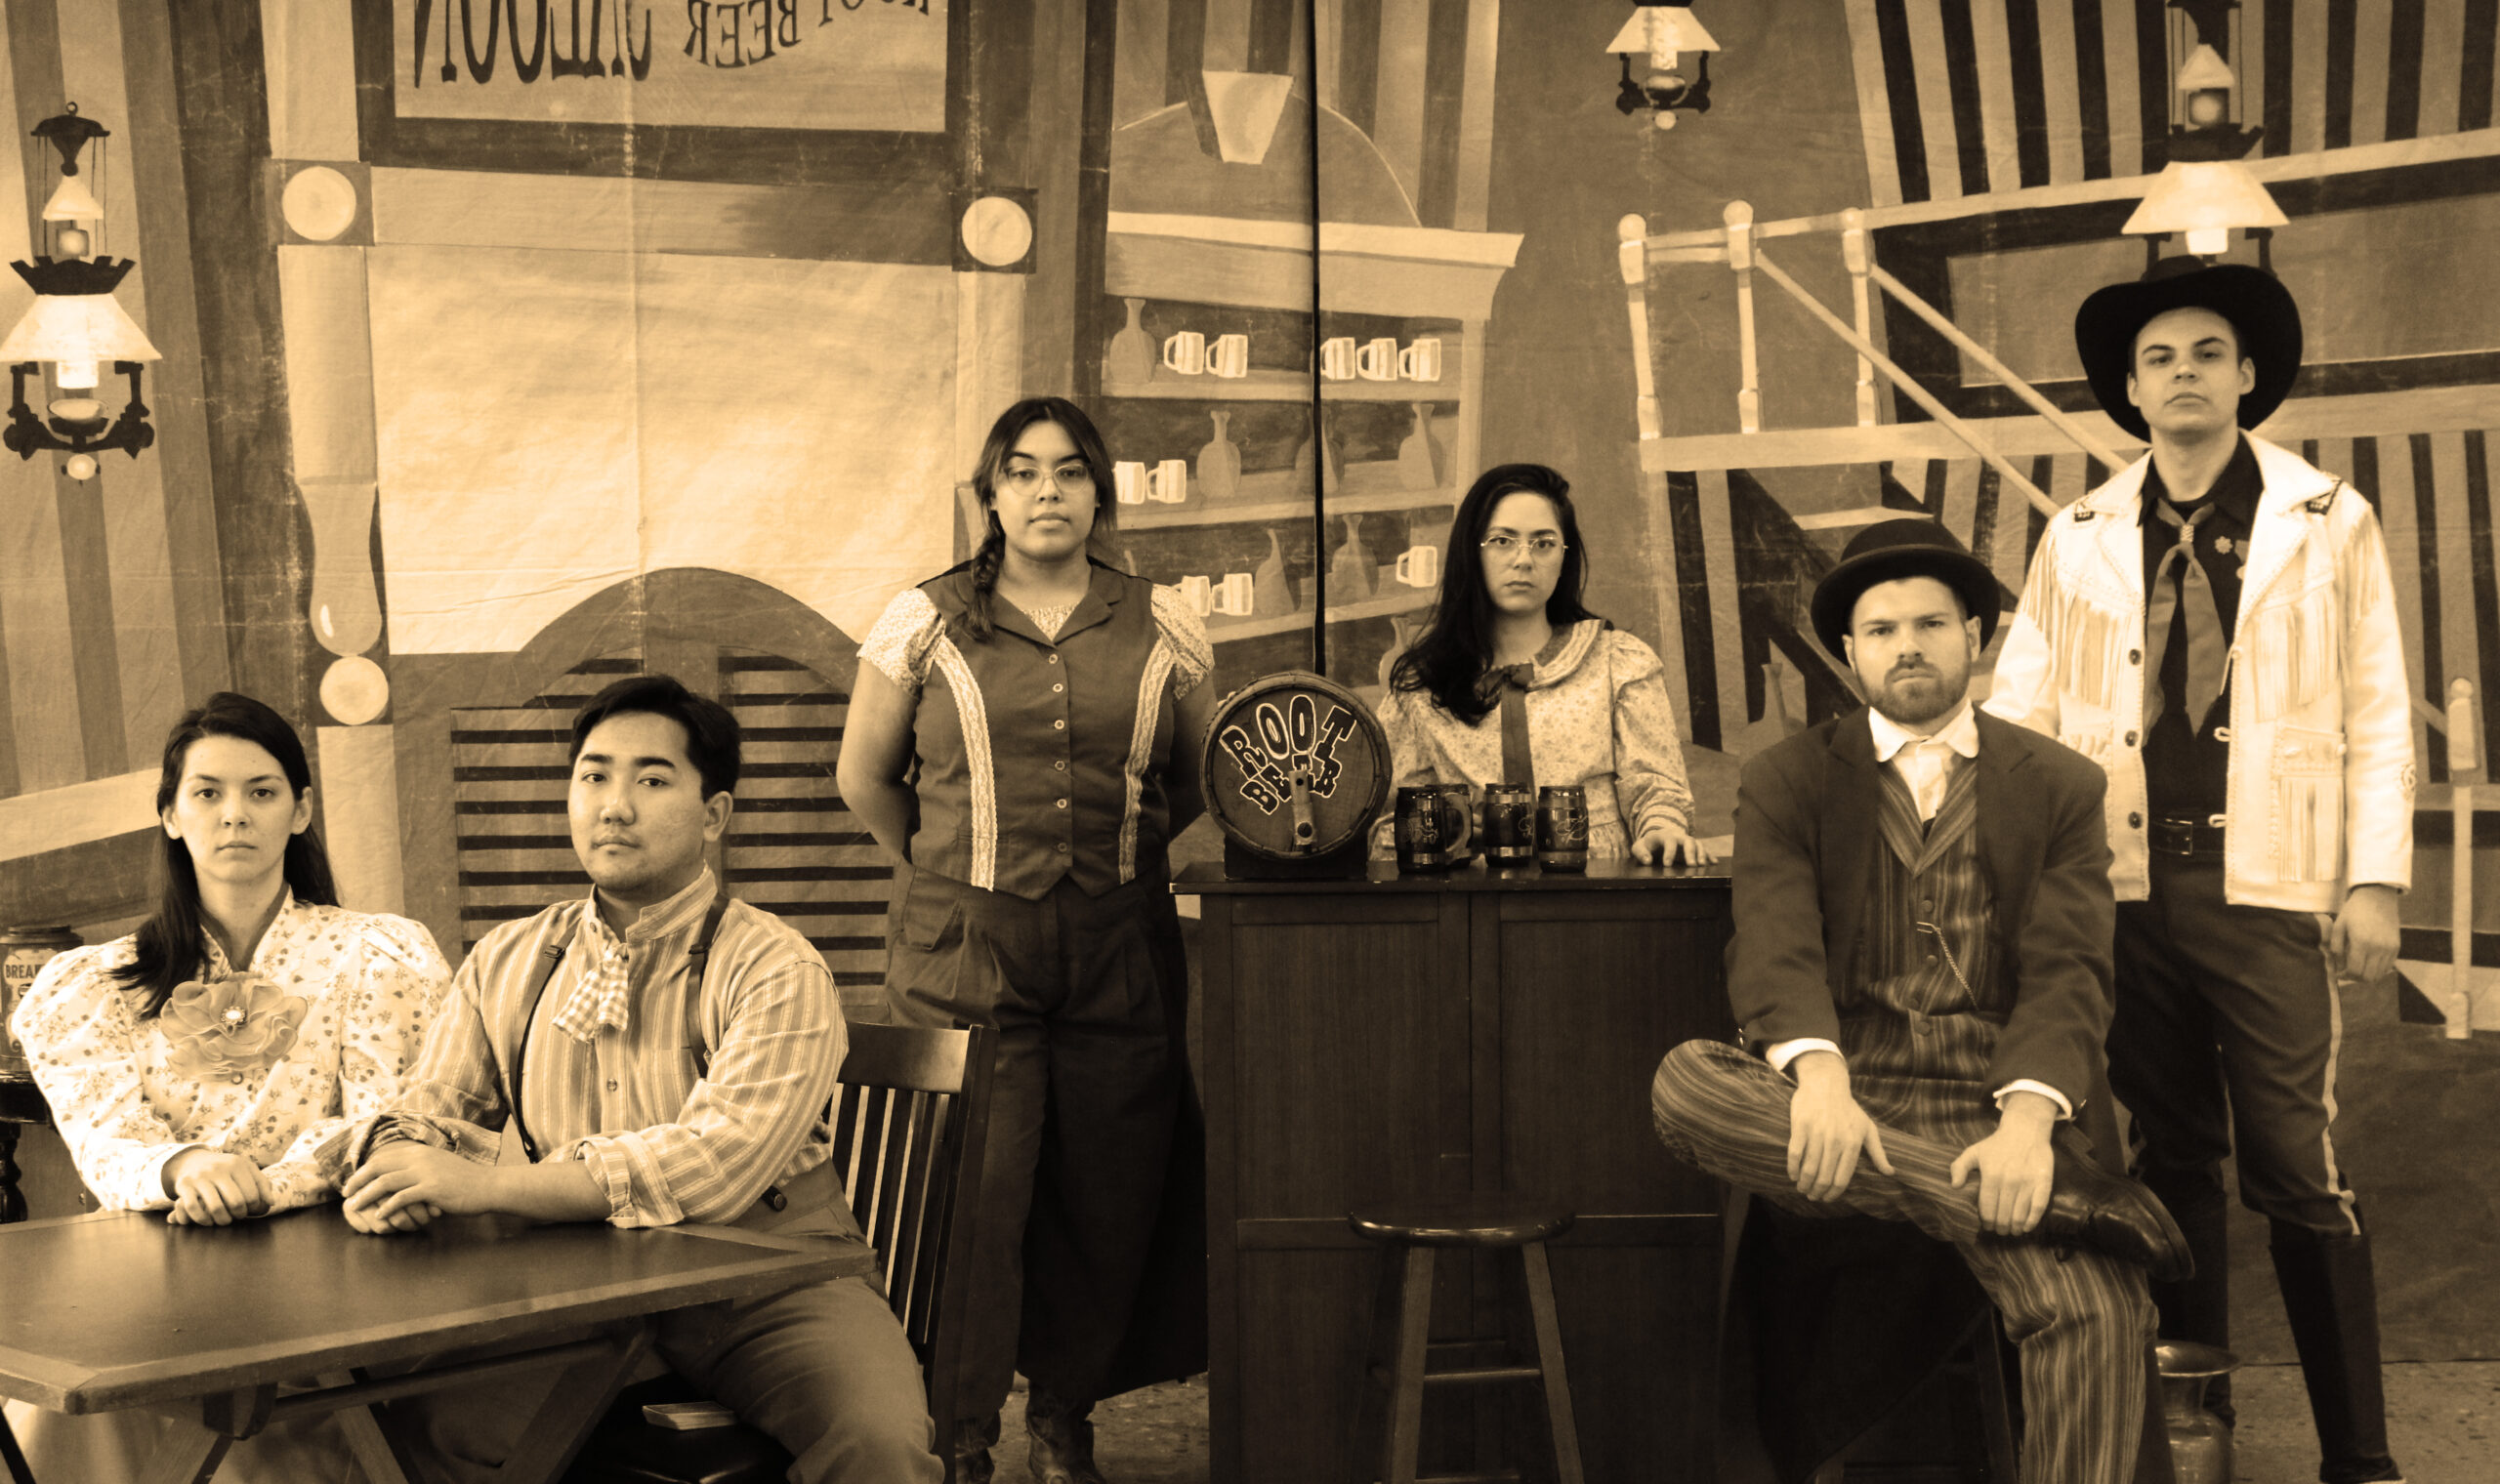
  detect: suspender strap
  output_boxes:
[507,893,735,1165]
[684,893,732,1080]
[504,915,580,1165]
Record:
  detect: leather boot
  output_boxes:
[2269,1217,2404,1484]
[2035,1133,2194,1281]
[1024,1389,1105,1484]
[2143,1167,2234,1428]
[954,1413,1000,1484]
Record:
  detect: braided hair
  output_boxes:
[963,396,1120,639]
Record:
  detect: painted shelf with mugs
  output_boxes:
[1096,212,1520,679]
[1103,310,1465,403]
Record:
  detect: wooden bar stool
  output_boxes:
[1348,1194,1585,1484]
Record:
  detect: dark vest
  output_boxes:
[909,563,1182,899]
[1841,760,2005,1083]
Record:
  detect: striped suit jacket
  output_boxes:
[1729,707,2127,1165]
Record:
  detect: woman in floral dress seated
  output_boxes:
[3,691,451,1483]
[1378,462,1712,865]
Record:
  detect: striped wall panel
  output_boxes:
[720,653,894,1013]
[451,653,893,1010]
[0,1,224,810]
[1694,433,2500,777]
[1846,0,2500,207]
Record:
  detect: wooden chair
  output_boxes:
[1736,1201,2175,1484]
[565,1021,998,1484]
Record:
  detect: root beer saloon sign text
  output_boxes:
[394,0,947,133]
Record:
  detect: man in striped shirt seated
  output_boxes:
[336,674,941,1483]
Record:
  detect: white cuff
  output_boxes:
[1993,1079,2074,1120]
[1765,1038,1843,1075]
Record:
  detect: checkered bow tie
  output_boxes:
[551,909,636,1043]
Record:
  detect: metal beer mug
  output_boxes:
[1480,784,1536,865]
[1535,785,1590,871]
[1394,786,1468,873]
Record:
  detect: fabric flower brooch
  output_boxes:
[162,973,308,1081]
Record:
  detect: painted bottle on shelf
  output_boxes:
[1253,528,1296,617]
[1329,516,1376,602]
[1291,406,1340,494]
[1197,409,1241,502]
[1397,402,1443,490]
[1105,297,1153,388]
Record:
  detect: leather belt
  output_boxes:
[2148,813,2228,858]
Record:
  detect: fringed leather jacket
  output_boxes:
[1986,434,2415,912]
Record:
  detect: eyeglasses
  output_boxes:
[1000,465,1098,495]
[1480,534,1566,559]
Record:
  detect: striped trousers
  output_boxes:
[1651,1040,2156,1484]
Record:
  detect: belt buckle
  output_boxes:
[2150,816,2197,857]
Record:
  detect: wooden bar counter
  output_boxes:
[1176,857,1735,1484]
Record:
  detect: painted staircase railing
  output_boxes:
[1617,204,2125,517]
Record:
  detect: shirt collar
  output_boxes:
[200,887,298,977]
[2142,432,2261,527]
[1867,701,1979,764]
[585,866,719,950]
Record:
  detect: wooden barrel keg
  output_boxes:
[1198,670,1391,877]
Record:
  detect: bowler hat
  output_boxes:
[2073,259,2302,442]
[1810,518,2003,659]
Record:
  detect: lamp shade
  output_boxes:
[2175,44,2234,95]
[39,175,101,222]
[1605,7,1720,57]
[0,291,161,364]
[2121,160,2288,236]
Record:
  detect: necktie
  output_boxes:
[1488,662,1536,786]
[2145,500,2227,734]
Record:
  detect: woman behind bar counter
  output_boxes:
[1380,462,1712,865]
[838,396,1214,1484]
[4,692,450,1483]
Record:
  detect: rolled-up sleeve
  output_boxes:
[567,954,847,1227]
[333,943,519,1179]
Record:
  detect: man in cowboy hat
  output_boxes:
[1988,259,2412,1484]
[1651,520,2187,1484]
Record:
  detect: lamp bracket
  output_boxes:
[11,256,136,295]
[31,105,106,176]
[2167,124,2264,162]
[1,359,152,461]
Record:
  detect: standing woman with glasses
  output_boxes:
[839,396,1214,1484]
[1380,462,1712,865]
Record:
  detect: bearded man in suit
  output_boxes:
[1649,521,2188,1484]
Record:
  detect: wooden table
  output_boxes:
[0,1206,873,1484]
[1178,858,1734,1484]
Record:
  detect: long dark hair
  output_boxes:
[1387,463,1602,725]
[112,692,339,1017]
[963,395,1120,639]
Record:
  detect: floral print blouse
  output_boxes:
[9,894,450,1213]
[1376,619,1699,858]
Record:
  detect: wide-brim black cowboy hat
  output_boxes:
[1811,518,2002,659]
[2074,259,2302,443]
